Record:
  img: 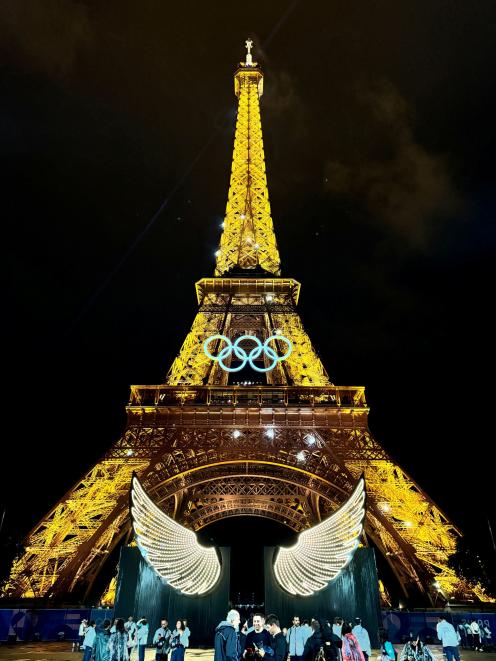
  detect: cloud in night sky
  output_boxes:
[0,0,92,78]
[325,80,463,247]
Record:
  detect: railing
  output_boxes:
[128,385,367,408]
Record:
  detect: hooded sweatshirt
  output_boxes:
[215,621,239,661]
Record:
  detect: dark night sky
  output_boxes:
[2,1,496,584]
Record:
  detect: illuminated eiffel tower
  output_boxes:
[3,40,489,606]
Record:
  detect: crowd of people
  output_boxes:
[214,611,373,661]
[456,619,493,651]
[73,611,493,661]
[73,615,190,661]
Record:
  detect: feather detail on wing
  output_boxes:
[274,477,366,595]
[130,476,221,595]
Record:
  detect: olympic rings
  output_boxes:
[203,334,292,373]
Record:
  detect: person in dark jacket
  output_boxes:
[215,610,241,661]
[303,620,324,661]
[319,618,338,661]
[266,615,288,661]
[244,614,272,659]
[303,619,338,661]
[239,622,249,653]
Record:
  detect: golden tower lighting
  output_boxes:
[3,40,492,605]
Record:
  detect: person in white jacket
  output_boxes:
[82,621,96,661]
[436,617,460,661]
[470,620,483,652]
[74,619,88,652]
[352,619,371,661]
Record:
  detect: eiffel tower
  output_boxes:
[3,41,488,606]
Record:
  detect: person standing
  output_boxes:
[470,620,483,652]
[316,618,338,661]
[81,621,97,661]
[302,620,323,661]
[482,622,492,651]
[352,619,371,661]
[154,619,172,661]
[136,618,149,661]
[341,623,365,661]
[94,619,112,661]
[109,619,129,661]
[214,609,241,661]
[436,616,460,661]
[244,614,272,659]
[240,622,249,652]
[302,621,313,645]
[287,616,305,661]
[75,619,88,652]
[125,617,138,660]
[267,615,288,661]
[332,619,344,661]
[170,620,188,661]
[183,620,191,651]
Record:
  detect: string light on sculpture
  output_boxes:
[130,476,221,595]
[305,434,316,446]
[203,334,292,373]
[296,451,306,462]
[274,477,366,596]
[265,428,275,439]
[233,430,242,439]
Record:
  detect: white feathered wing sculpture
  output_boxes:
[130,475,221,595]
[274,477,366,595]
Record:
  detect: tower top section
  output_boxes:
[244,38,254,66]
[215,40,280,276]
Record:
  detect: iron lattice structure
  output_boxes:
[3,44,491,605]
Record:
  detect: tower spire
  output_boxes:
[215,40,281,276]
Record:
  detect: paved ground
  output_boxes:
[0,645,494,661]
[0,645,213,661]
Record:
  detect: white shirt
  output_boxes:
[79,622,87,636]
[436,621,459,648]
[83,627,96,649]
[470,622,480,635]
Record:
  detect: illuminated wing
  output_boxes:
[274,477,366,595]
[130,476,221,595]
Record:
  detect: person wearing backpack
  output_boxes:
[341,624,365,661]
[215,610,241,661]
[302,620,324,661]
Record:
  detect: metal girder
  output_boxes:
[215,66,280,275]
[2,458,148,598]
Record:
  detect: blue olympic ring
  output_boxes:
[203,334,292,373]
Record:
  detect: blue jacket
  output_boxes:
[136,623,149,645]
[215,621,239,661]
[287,626,306,656]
